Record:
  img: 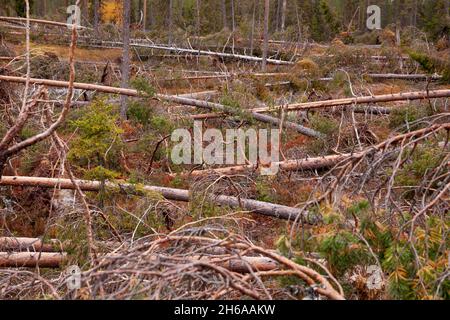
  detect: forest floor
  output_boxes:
[0,24,449,300]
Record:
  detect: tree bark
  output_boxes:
[0,176,312,221]
[120,0,131,119]
[262,0,270,71]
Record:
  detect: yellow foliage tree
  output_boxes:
[100,0,123,24]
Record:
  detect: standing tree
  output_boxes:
[222,0,227,30]
[168,0,173,44]
[120,0,131,119]
[143,0,147,31]
[280,0,287,31]
[231,0,236,32]
[261,0,270,71]
[93,0,100,36]
[249,0,257,55]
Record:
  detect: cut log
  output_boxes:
[0,76,322,138]
[0,176,312,221]
[0,252,66,268]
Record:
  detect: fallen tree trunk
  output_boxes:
[0,75,322,138]
[184,153,350,177]
[0,237,61,252]
[0,247,277,272]
[251,89,450,113]
[0,252,66,268]
[368,73,442,81]
[0,16,89,30]
[191,105,391,120]
[82,40,293,65]
[0,176,311,221]
[162,73,442,83]
[159,94,322,138]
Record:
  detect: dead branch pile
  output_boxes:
[0,221,344,300]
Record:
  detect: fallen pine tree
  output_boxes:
[0,75,322,138]
[0,176,313,221]
[191,105,391,120]
[251,89,450,113]
[161,72,442,83]
[82,40,293,65]
[184,153,351,177]
[0,16,89,30]
[177,123,450,177]
[0,237,62,252]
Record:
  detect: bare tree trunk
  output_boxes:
[275,0,281,32]
[196,0,201,36]
[280,0,287,31]
[143,0,147,31]
[81,0,88,25]
[250,0,257,56]
[93,0,100,36]
[42,0,47,17]
[120,0,131,119]
[222,0,227,30]
[231,0,236,32]
[168,0,173,44]
[261,0,270,71]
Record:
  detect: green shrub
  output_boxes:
[68,99,123,169]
